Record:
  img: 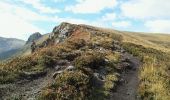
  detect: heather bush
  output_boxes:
[74,51,105,70]
[40,71,106,100]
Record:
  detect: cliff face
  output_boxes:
[26,32,42,44]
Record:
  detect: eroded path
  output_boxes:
[110,53,141,100]
[0,69,55,100]
[0,52,141,100]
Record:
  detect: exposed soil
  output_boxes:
[110,52,141,100]
[0,69,55,100]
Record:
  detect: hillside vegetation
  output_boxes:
[0,23,128,99]
[123,43,170,100]
[0,22,170,100]
[121,32,170,52]
[96,27,170,52]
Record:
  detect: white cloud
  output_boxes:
[120,0,170,19]
[0,1,108,40]
[56,17,107,27]
[145,20,170,33]
[0,1,45,40]
[65,0,118,14]
[19,0,60,14]
[0,12,44,40]
[102,12,116,21]
[53,0,66,2]
[112,21,132,28]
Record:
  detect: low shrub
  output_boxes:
[40,71,90,100]
[74,51,105,70]
[0,70,18,83]
[104,74,118,91]
[65,39,86,50]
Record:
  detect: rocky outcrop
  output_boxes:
[26,32,42,44]
[52,22,79,43]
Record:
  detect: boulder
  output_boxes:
[52,70,63,78]
[65,65,75,71]
[20,71,47,79]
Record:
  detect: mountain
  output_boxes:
[17,32,50,57]
[0,22,169,100]
[0,37,25,60]
[26,32,42,44]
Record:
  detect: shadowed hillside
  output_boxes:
[0,37,25,60]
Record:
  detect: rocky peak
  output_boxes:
[26,32,42,44]
[52,22,79,42]
[52,22,77,33]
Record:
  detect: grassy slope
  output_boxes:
[120,31,170,52]
[72,25,170,99]
[118,32,170,100]
[93,25,170,52]
[1,23,170,99]
[94,25,170,99]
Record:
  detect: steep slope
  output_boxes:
[0,22,131,99]
[26,32,42,44]
[16,33,50,57]
[0,22,169,100]
[0,37,25,60]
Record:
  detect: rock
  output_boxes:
[53,65,75,78]
[120,56,130,62]
[114,44,121,50]
[116,62,132,72]
[20,71,47,79]
[126,92,130,95]
[120,49,126,53]
[52,71,63,78]
[104,58,109,63]
[56,60,68,66]
[122,62,131,69]
[52,22,78,42]
[93,73,105,80]
[92,73,104,87]
[119,78,125,84]
[65,65,75,71]
[26,32,42,44]
[55,65,62,71]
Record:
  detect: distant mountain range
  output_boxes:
[0,37,25,60]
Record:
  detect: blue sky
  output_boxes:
[0,0,170,40]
